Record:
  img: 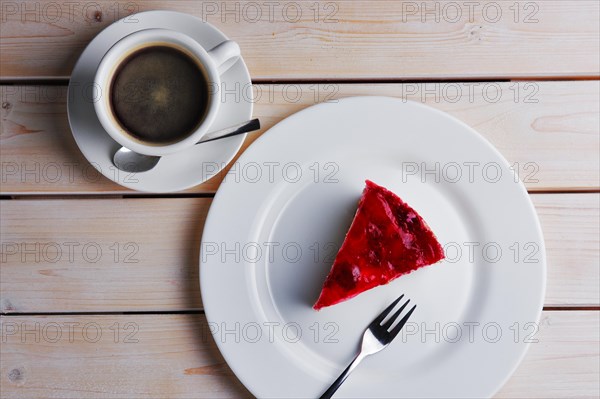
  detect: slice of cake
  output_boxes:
[314,180,445,310]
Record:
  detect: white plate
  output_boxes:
[200,97,546,398]
[67,11,252,193]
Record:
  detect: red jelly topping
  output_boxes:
[313,180,445,310]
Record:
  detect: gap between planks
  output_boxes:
[2,307,599,317]
[3,189,600,200]
[2,77,600,86]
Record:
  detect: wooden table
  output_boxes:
[1,1,598,397]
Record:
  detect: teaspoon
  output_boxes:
[112,118,260,173]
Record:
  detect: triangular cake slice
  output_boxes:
[314,180,445,310]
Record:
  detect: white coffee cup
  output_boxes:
[94,28,240,156]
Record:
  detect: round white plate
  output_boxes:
[67,11,252,193]
[200,97,546,398]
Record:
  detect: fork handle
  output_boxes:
[319,352,367,399]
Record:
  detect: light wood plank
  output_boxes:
[0,314,251,398]
[0,198,209,312]
[1,194,598,313]
[1,81,598,194]
[1,311,598,398]
[0,1,598,80]
[536,194,600,308]
[497,311,600,399]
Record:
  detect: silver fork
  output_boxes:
[319,294,417,399]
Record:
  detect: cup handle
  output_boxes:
[207,40,241,75]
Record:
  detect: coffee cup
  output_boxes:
[94,28,240,156]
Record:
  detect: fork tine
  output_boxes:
[382,299,410,329]
[371,294,404,326]
[389,304,417,338]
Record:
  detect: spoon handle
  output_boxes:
[197,118,261,144]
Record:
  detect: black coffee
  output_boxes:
[110,45,209,144]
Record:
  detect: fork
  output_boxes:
[319,294,417,399]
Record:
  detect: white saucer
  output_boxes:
[67,11,253,193]
[200,97,546,398]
